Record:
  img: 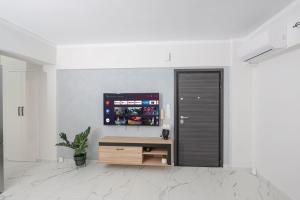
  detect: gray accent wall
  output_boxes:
[57,68,174,160]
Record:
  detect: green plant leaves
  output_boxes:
[58,132,71,145]
[56,127,91,156]
[56,142,72,148]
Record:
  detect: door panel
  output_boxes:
[176,70,222,167]
[5,72,22,161]
[5,71,37,162]
[24,71,39,161]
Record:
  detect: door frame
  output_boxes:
[174,68,224,167]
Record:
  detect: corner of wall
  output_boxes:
[229,39,254,168]
[38,65,57,161]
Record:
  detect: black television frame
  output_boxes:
[103,93,160,126]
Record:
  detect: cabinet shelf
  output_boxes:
[142,156,169,166]
[143,148,168,155]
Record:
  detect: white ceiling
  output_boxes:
[0,0,294,45]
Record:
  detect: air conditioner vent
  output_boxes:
[239,28,287,64]
[244,48,273,63]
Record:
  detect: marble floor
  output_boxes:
[0,160,291,200]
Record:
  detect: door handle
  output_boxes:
[18,107,20,116]
[21,106,24,116]
[180,116,189,119]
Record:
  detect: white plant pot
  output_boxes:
[161,158,167,164]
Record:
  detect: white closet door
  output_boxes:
[5,71,36,161]
[5,71,22,161]
[24,71,39,161]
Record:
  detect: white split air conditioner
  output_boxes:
[239,27,287,64]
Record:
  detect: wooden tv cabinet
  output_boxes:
[98,136,172,166]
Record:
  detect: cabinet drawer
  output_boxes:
[98,146,143,165]
[99,152,142,165]
[99,146,142,154]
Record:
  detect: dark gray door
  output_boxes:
[175,69,223,167]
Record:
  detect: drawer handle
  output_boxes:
[116,148,124,150]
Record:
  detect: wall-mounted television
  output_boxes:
[103,93,160,126]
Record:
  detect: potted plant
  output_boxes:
[56,127,91,167]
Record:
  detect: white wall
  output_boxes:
[253,48,300,200]
[240,1,300,200]
[57,41,231,69]
[38,65,57,160]
[229,40,253,168]
[0,18,56,65]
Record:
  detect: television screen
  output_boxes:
[103,93,160,126]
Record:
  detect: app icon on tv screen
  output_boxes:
[103,93,160,126]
